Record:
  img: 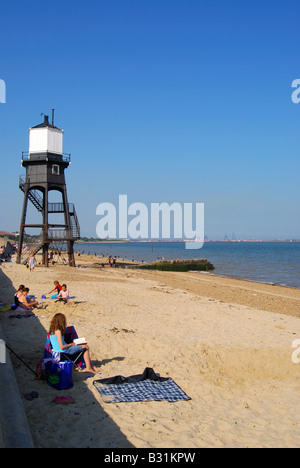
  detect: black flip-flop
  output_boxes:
[24,391,39,401]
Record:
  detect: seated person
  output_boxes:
[18,287,39,310]
[47,280,62,296]
[49,313,100,374]
[14,284,25,307]
[56,284,70,304]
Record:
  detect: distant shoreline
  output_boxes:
[1,235,299,246]
[76,239,300,244]
[72,241,300,290]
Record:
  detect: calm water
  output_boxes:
[76,241,300,289]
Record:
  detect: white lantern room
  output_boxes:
[29,115,64,155]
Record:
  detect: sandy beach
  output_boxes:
[0,256,300,448]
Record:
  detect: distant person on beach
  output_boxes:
[49,251,54,264]
[56,284,70,304]
[27,252,36,271]
[48,280,62,296]
[113,256,117,267]
[49,313,100,374]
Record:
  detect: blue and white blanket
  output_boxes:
[93,368,190,403]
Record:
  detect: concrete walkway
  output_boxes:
[0,323,34,448]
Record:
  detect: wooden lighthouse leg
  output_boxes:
[62,186,76,268]
[17,188,29,264]
[42,189,49,267]
[67,240,76,267]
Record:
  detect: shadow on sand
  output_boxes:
[0,267,134,448]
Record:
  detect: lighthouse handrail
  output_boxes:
[70,204,80,238]
[19,175,26,186]
[21,151,71,162]
[48,229,73,240]
[48,202,76,213]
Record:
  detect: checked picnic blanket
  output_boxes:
[93,367,191,403]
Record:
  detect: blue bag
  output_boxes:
[46,360,73,390]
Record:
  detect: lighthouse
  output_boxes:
[17,114,80,267]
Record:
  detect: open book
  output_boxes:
[74,337,87,345]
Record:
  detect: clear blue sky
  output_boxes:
[0,0,299,239]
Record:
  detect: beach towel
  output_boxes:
[9,313,37,319]
[93,367,191,403]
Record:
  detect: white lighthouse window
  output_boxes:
[52,164,60,176]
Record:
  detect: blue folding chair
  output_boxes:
[43,326,86,370]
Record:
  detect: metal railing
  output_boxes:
[47,204,80,239]
[19,177,44,211]
[70,205,80,239]
[20,232,44,265]
[19,175,26,186]
[21,151,71,162]
[48,203,75,213]
[48,229,73,240]
[19,177,80,240]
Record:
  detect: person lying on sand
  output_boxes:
[49,313,100,374]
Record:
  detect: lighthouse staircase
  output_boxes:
[19,233,45,265]
[19,177,80,262]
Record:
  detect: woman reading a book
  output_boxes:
[49,313,100,374]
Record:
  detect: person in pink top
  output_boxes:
[57,284,70,304]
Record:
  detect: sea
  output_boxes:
[75,241,300,290]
